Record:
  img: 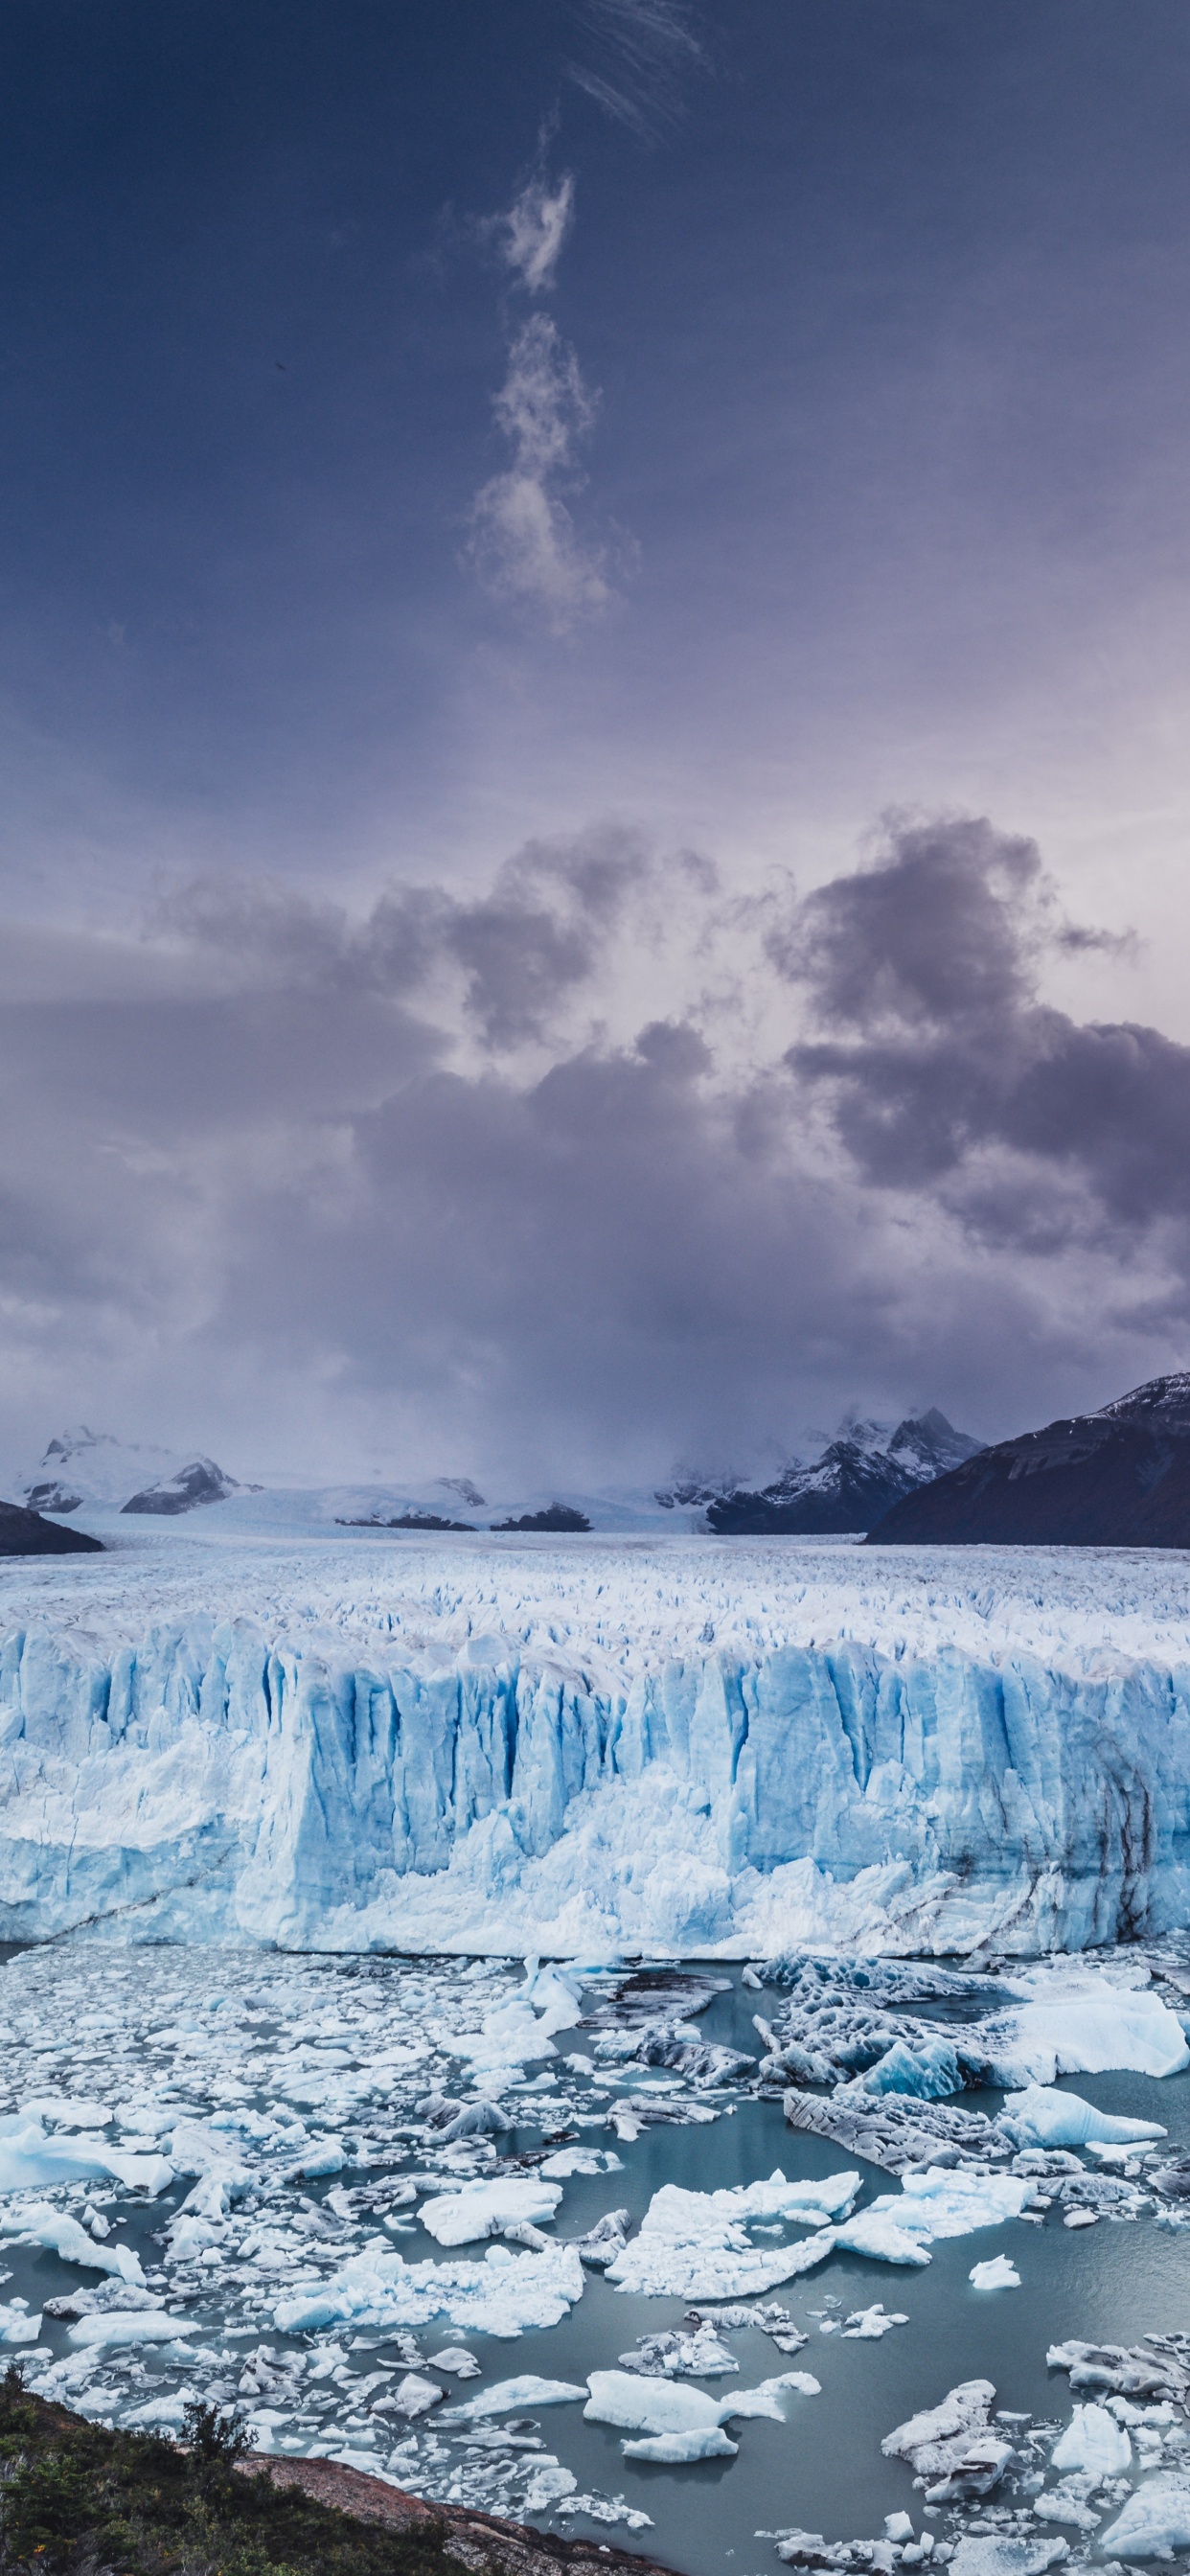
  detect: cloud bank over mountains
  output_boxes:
[2,812,1188,1483]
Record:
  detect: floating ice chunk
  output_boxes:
[1000,2085,1166,2149]
[830,2209,931,2266]
[885,2515,914,2542]
[428,2346,481,2376]
[619,2328,738,2378]
[0,2302,42,2345]
[844,2305,908,2337]
[896,2168,1030,2239]
[538,2148,622,2177]
[1051,2403,1132,2476]
[583,2366,816,2441]
[281,2135,348,2178]
[6,2203,146,2286]
[22,2095,113,2129]
[970,2258,1020,2290]
[721,2170,860,2224]
[273,2239,584,2338]
[574,2209,630,2268]
[389,2373,444,2418]
[984,1990,1188,2087]
[860,2038,961,2101]
[949,2541,1067,2576]
[726,2372,820,2418]
[584,2371,728,2435]
[883,2381,998,2474]
[418,2176,562,2245]
[0,2114,172,2197]
[441,2375,587,2422]
[841,2166,1029,2270]
[1101,2474,1190,2557]
[67,2311,199,2350]
[605,2173,858,2300]
[622,2426,738,2461]
[1032,2491,1101,2532]
[122,2391,198,2429]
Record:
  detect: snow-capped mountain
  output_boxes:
[869,1372,1190,1547]
[17,1428,247,1517]
[685,1408,982,1535]
[121,1457,249,1515]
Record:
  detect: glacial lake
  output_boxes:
[1,1946,1188,2576]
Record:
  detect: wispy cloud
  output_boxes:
[567,0,705,140]
[497,170,576,293]
[468,314,611,628]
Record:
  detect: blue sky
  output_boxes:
[3,1,1190,1482]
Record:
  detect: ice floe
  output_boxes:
[1100,2472,1190,2555]
[604,2171,859,2298]
[417,2177,563,2244]
[998,2086,1166,2149]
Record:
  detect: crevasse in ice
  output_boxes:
[4,1536,1190,1952]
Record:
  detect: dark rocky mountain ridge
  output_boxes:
[867,1372,1190,1547]
[699,1408,982,1535]
[0,1499,103,1555]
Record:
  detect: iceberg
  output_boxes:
[3,2201,146,2285]
[1100,2474,1190,2557]
[979,1990,1188,2085]
[623,2427,738,2461]
[584,2366,819,2444]
[999,2083,1167,2148]
[969,2256,1019,2290]
[1050,2404,1132,2477]
[0,2113,172,2197]
[0,2302,41,2345]
[272,2238,584,2338]
[417,2176,563,2244]
[834,2167,1030,2270]
[858,2037,962,2099]
[7,1534,1190,1953]
[66,2311,198,2350]
[440,2376,587,2422]
[604,2173,859,2300]
[950,2544,1067,2576]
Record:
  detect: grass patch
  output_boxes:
[0,2367,452,2576]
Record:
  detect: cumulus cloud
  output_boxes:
[3,812,1190,1483]
[779,815,1185,1239]
[468,314,611,627]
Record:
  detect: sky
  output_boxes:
[3,0,1190,1487]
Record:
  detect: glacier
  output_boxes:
[3,1528,1190,1952]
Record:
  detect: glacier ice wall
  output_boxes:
[2,1608,1190,1955]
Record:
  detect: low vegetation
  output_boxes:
[0,2369,448,2576]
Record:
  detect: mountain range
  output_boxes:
[867,1373,1190,1548]
[682,1409,983,1535]
[19,1428,249,1516]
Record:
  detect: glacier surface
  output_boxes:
[4,1526,1190,1952]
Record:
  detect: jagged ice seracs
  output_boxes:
[5,1530,1190,1953]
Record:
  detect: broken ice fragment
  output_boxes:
[969,2258,1019,2290]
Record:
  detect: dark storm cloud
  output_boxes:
[780,817,1183,1240]
[5,810,1190,1479]
[158,826,701,1050]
